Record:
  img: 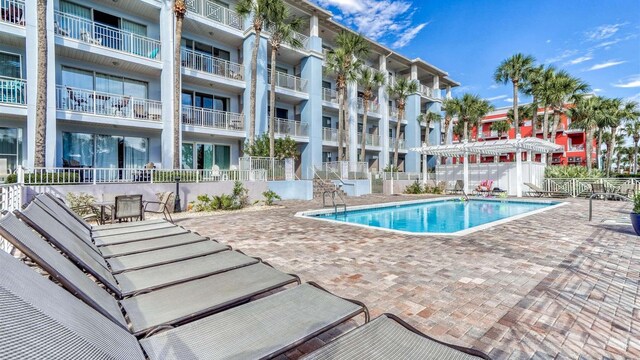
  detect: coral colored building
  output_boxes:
[452,104,596,166]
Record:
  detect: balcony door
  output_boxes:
[0,52,21,78]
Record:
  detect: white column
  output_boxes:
[378,55,389,170]
[310,15,318,37]
[421,145,427,184]
[160,2,175,168]
[410,64,418,80]
[446,85,452,99]
[516,148,523,197]
[432,75,440,98]
[463,151,469,194]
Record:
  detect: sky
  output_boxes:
[311,0,640,109]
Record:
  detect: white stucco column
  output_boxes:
[446,85,452,99]
[378,55,389,170]
[432,75,440,98]
[463,153,469,194]
[516,141,523,197]
[410,64,418,80]
[310,15,318,37]
[160,2,175,168]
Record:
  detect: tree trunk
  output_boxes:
[248,26,261,146]
[530,98,538,137]
[547,111,560,164]
[585,127,593,171]
[34,0,47,167]
[360,97,368,162]
[344,94,350,163]
[393,108,402,168]
[337,86,344,160]
[463,120,468,142]
[173,14,184,169]
[512,81,519,137]
[596,131,603,170]
[606,126,617,176]
[444,116,451,145]
[542,108,549,141]
[268,48,277,158]
[634,138,639,174]
[424,121,430,146]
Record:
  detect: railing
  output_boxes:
[389,137,406,149]
[181,48,243,81]
[291,31,309,49]
[322,88,338,104]
[357,97,379,113]
[182,105,244,131]
[319,161,369,180]
[536,124,566,133]
[479,130,500,138]
[0,183,22,212]
[543,178,640,198]
[358,132,380,147]
[567,144,585,151]
[268,70,307,93]
[0,76,26,105]
[57,85,162,121]
[378,171,426,181]
[274,118,308,137]
[54,11,161,60]
[239,156,294,181]
[388,106,399,119]
[0,0,24,26]
[420,84,434,98]
[322,127,338,142]
[185,0,243,30]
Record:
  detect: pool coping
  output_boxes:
[295,197,569,236]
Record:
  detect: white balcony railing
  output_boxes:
[274,118,308,137]
[389,137,406,149]
[322,88,338,104]
[181,48,244,81]
[0,76,26,105]
[568,144,585,152]
[357,97,379,113]
[268,70,307,93]
[185,0,243,30]
[479,130,500,138]
[388,106,399,119]
[182,105,244,131]
[0,0,25,26]
[420,84,434,98]
[292,31,309,49]
[322,127,338,142]
[358,132,380,147]
[56,85,162,121]
[54,11,161,60]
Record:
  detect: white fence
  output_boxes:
[0,0,24,26]
[543,178,640,197]
[317,161,369,180]
[57,86,162,121]
[268,70,308,92]
[0,76,26,105]
[0,184,22,254]
[274,118,308,137]
[181,48,244,80]
[239,157,294,181]
[185,0,243,30]
[182,106,244,131]
[436,162,546,196]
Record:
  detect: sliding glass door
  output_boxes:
[182,142,231,170]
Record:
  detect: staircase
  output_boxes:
[313,178,347,199]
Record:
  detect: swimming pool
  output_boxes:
[299,198,564,235]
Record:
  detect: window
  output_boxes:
[213,96,229,111]
[214,145,230,170]
[0,128,22,170]
[322,116,332,128]
[322,81,331,89]
[214,48,230,61]
[275,108,288,119]
[182,143,194,169]
[62,66,148,98]
[62,133,94,167]
[275,66,288,74]
[322,151,332,162]
[63,132,148,169]
[182,143,229,170]
[0,52,21,78]
[196,144,214,170]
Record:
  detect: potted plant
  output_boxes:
[631,193,640,235]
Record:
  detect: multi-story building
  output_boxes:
[0,0,458,178]
[453,104,596,166]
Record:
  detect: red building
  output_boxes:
[453,104,596,166]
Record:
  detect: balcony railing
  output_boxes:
[322,127,338,142]
[0,76,26,105]
[536,124,566,133]
[479,130,500,138]
[274,118,308,137]
[388,106,399,119]
[389,137,406,149]
[292,31,309,49]
[56,85,162,121]
[568,144,585,152]
[420,84,435,98]
[0,0,24,26]
[185,0,243,30]
[54,11,161,60]
[358,132,380,147]
[181,48,243,81]
[182,105,243,131]
[268,70,307,93]
[357,97,379,113]
[322,88,338,104]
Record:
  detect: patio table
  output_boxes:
[94,200,115,224]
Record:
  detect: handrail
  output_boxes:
[588,192,631,221]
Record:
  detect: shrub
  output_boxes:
[383,164,399,172]
[404,181,423,194]
[189,181,250,212]
[544,165,603,179]
[231,181,249,209]
[262,190,281,206]
[634,193,640,214]
[65,192,95,216]
[245,133,300,160]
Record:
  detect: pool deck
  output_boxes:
[178,194,638,359]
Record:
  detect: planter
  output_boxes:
[630,213,640,235]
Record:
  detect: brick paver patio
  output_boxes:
[178,195,638,359]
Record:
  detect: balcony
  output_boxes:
[322,127,338,142]
[268,70,307,93]
[264,24,309,50]
[389,137,406,150]
[388,106,400,120]
[56,85,162,122]
[420,84,439,99]
[479,130,500,139]
[185,0,243,31]
[274,118,308,138]
[0,0,24,27]
[182,105,243,132]
[358,132,380,147]
[0,76,26,106]
[181,48,243,81]
[568,144,585,152]
[357,97,379,114]
[54,11,161,61]
[322,88,338,104]
[536,124,566,133]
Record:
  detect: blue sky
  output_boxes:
[312,0,640,108]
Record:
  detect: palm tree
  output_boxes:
[624,118,640,174]
[34,0,47,167]
[567,96,603,170]
[441,97,461,144]
[506,105,532,132]
[237,0,278,147]
[417,112,442,146]
[545,71,589,144]
[494,53,535,137]
[520,64,545,136]
[387,78,418,167]
[531,66,556,142]
[325,31,369,161]
[357,67,385,161]
[490,120,511,139]
[601,99,640,176]
[172,0,186,168]
[457,94,494,141]
[266,2,303,157]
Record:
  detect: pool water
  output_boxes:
[311,199,556,234]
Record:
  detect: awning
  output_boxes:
[410,137,564,157]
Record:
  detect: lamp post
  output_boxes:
[174,175,181,212]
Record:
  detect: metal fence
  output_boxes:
[185,0,243,30]
[239,157,294,181]
[181,48,244,80]
[0,76,26,105]
[0,183,22,254]
[316,161,369,180]
[543,178,640,197]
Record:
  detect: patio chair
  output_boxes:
[114,194,144,223]
[0,248,370,360]
[617,183,636,198]
[301,314,490,359]
[524,182,569,198]
[133,103,148,119]
[144,191,174,223]
[447,180,465,194]
[66,86,88,111]
[473,180,494,195]
[590,183,618,200]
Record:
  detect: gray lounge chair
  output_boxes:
[0,213,301,336]
[524,182,569,198]
[301,314,490,359]
[447,180,465,194]
[0,249,369,359]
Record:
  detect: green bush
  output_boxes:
[189,181,251,212]
[231,181,249,209]
[544,165,603,179]
[634,193,640,214]
[404,181,423,194]
[262,190,281,206]
[65,192,95,216]
[404,180,446,195]
[383,164,399,172]
[5,172,80,184]
[245,133,300,160]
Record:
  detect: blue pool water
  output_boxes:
[311,199,556,234]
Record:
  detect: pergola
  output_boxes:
[411,136,564,197]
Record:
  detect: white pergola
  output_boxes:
[412,136,564,197]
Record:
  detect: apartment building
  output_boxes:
[0,0,458,178]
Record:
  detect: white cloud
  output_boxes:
[587,60,626,71]
[626,93,640,103]
[313,0,427,48]
[593,88,603,93]
[546,39,551,44]
[566,54,593,65]
[612,75,640,88]
[545,49,578,64]
[488,84,500,89]
[585,23,626,41]
[485,95,508,101]
[504,98,514,103]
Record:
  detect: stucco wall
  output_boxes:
[268,180,313,200]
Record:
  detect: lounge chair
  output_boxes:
[473,180,494,196]
[0,248,371,359]
[301,313,490,359]
[447,180,465,194]
[143,191,174,223]
[0,213,303,336]
[524,182,569,198]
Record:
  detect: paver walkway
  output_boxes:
[178,195,638,359]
